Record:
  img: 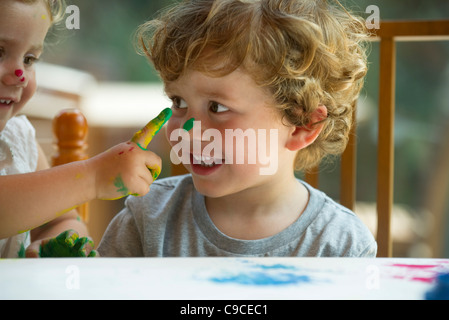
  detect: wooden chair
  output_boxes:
[52,109,89,222]
[305,20,449,257]
[26,62,94,222]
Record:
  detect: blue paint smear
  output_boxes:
[204,261,316,287]
[252,263,297,271]
[209,271,312,286]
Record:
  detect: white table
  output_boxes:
[1,257,448,300]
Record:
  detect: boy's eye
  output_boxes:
[171,96,188,109]
[210,101,229,113]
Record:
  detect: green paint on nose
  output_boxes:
[183,118,195,131]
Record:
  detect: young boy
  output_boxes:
[98,0,377,257]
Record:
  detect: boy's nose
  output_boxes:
[182,108,211,130]
[184,116,210,137]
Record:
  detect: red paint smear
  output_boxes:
[392,275,433,283]
[129,147,135,152]
[391,264,437,269]
[118,151,124,155]
[412,277,434,283]
[15,69,23,77]
[390,263,441,283]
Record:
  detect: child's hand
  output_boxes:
[90,108,172,200]
[26,230,97,258]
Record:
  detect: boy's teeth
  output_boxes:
[192,154,221,166]
[0,100,12,104]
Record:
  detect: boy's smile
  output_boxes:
[190,152,224,175]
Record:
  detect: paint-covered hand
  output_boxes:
[90,108,172,200]
[29,230,97,258]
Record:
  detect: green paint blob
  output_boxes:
[114,174,129,196]
[183,118,195,131]
[17,243,26,258]
[39,230,97,258]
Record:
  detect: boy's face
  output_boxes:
[0,0,50,131]
[165,68,296,198]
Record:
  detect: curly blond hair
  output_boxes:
[137,0,369,172]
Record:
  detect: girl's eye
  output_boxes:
[171,96,188,109]
[24,55,39,66]
[210,101,229,113]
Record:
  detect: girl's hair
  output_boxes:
[137,0,369,172]
[19,0,66,24]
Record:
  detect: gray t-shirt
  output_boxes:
[98,175,377,257]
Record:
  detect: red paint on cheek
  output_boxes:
[15,69,23,77]
[20,77,25,82]
[128,147,135,152]
[118,151,124,155]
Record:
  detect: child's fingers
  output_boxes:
[25,240,45,258]
[145,151,162,182]
[133,161,161,196]
[73,236,95,257]
[55,229,78,248]
[39,229,78,257]
[87,249,98,257]
[147,164,161,182]
[38,230,96,258]
[131,108,172,150]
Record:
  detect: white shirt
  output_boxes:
[0,116,38,258]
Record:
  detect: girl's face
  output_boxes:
[0,0,51,131]
[165,68,297,198]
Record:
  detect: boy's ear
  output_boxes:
[285,105,328,151]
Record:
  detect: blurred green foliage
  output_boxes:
[44,0,177,81]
